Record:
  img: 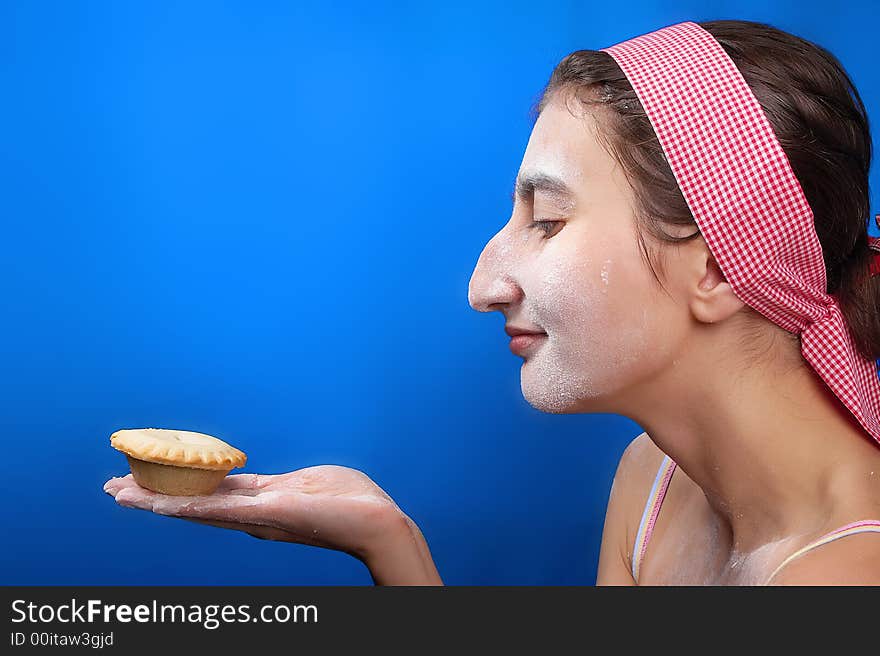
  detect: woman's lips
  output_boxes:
[509,333,547,356]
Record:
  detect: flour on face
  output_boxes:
[518,248,650,411]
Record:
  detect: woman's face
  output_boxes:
[468,95,687,413]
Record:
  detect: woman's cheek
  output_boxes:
[520,252,655,409]
[525,248,603,329]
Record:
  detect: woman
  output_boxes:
[104,19,880,585]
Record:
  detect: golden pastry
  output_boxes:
[110,428,247,496]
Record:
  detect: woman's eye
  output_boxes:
[531,220,563,237]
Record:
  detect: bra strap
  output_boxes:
[631,454,677,583]
[763,520,880,585]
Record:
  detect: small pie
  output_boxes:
[110,428,247,496]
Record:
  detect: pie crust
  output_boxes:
[110,428,247,496]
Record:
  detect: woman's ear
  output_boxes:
[690,250,744,325]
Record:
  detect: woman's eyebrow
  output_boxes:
[511,170,577,210]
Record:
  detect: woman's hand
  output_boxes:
[103,465,442,585]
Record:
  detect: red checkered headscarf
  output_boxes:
[599,21,880,446]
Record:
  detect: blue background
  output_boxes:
[2,1,878,585]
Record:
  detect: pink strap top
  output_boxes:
[630,454,880,584]
[631,454,677,583]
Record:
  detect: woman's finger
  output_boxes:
[104,475,287,525]
[112,485,295,528]
[103,474,136,496]
[104,473,262,494]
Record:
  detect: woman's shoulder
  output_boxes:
[598,432,671,580]
[615,432,670,500]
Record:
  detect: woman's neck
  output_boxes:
[624,348,880,555]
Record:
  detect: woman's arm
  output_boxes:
[596,476,635,585]
[362,512,443,585]
[596,433,660,585]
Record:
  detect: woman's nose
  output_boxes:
[468,231,523,312]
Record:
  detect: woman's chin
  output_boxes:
[520,382,581,414]
[520,365,614,414]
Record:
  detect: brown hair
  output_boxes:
[533,19,879,360]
